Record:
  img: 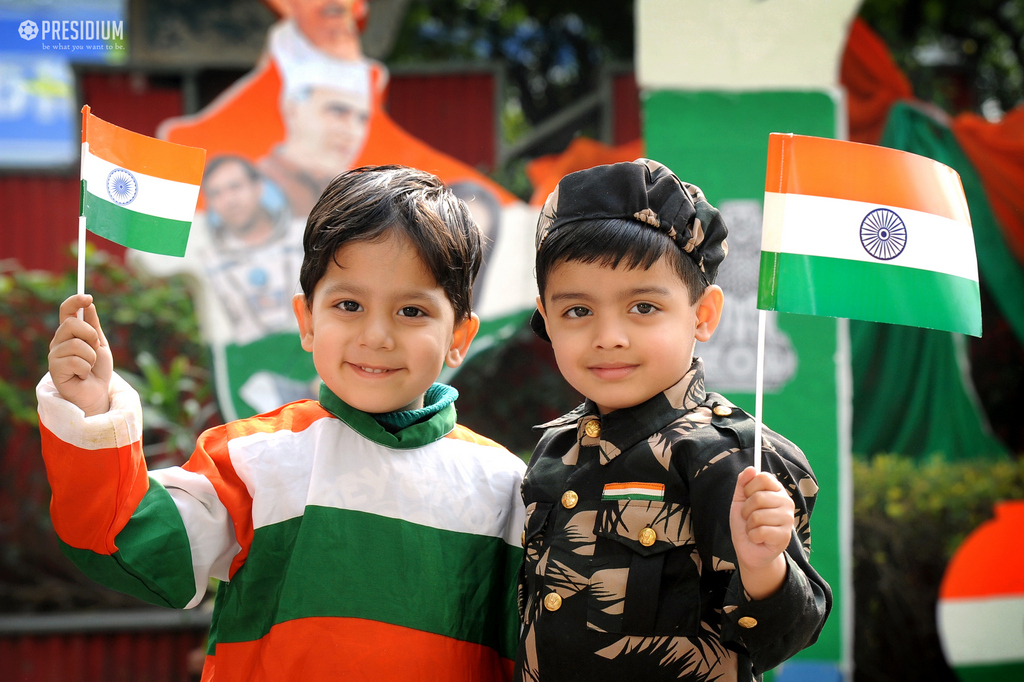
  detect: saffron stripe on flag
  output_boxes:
[758,251,981,334]
[82,147,202,223]
[765,132,971,224]
[84,110,206,184]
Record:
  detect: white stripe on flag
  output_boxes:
[762,192,979,282]
[937,596,1024,665]
[81,144,201,223]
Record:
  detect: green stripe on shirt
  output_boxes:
[210,505,522,659]
[59,478,197,608]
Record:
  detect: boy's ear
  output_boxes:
[445,313,480,369]
[292,294,315,352]
[695,285,724,342]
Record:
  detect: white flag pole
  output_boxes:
[76,215,86,320]
[753,308,767,473]
[77,105,90,321]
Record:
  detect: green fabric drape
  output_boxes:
[851,103,1011,460]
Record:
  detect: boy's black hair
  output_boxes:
[536,217,708,306]
[299,165,482,321]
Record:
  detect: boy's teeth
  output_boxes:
[361,366,386,373]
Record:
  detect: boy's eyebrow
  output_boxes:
[319,282,444,304]
[548,286,674,302]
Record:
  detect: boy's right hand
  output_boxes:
[48,294,113,416]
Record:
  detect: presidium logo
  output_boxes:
[17,18,124,51]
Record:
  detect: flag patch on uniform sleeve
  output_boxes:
[601,482,665,501]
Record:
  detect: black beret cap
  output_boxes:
[530,159,729,341]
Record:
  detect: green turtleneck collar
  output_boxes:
[317,382,458,449]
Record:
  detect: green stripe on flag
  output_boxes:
[83,193,192,256]
[758,251,981,336]
[212,506,522,658]
[59,479,197,609]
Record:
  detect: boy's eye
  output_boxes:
[337,300,362,312]
[398,306,425,318]
[564,306,592,318]
[630,302,657,315]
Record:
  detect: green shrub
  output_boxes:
[853,454,1024,682]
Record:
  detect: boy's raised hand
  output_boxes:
[48,294,113,417]
[729,466,795,600]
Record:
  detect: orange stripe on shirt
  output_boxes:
[84,110,205,185]
[203,616,513,682]
[764,132,970,224]
[40,422,149,555]
[446,424,507,450]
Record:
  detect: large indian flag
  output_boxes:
[757,133,982,336]
[80,105,206,257]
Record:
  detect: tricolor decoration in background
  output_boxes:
[80,105,206,258]
[937,500,1024,681]
[758,133,981,338]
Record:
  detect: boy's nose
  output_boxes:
[359,313,395,350]
[592,316,629,349]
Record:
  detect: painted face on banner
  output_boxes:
[203,159,267,237]
[284,86,371,176]
[285,0,367,60]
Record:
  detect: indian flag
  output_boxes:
[757,133,981,337]
[602,482,665,501]
[80,105,205,257]
[936,501,1024,681]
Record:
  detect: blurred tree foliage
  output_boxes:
[860,0,1024,115]
[390,0,633,131]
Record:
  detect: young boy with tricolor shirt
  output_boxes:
[38,165,526,681]
[515,159,832,681]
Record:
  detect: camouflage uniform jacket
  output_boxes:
[514,359,832,682]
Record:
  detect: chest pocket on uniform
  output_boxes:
[519,502,554,624]
[589,499,702,636]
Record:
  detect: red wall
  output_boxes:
[0,629,206,682]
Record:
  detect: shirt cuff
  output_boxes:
[721,552,813,649]
[36,371,142,450]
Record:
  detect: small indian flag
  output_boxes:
[601,482,665,501]
[80,105,205,257]
[757,133,981,337]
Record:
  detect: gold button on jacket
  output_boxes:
[738,616,758,629]
[584,420,601,438]
[543,593,563,611]
[638,527,657,547]
[713,404,733,417]
[561,490,579,509]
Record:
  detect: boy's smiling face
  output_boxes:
[538,255,723,414]
[293,231,477,414]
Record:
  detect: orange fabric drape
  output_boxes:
[841,17,1024,271]
[840,18,914,145]
[952,108,1024,266]
[525,137,644,206]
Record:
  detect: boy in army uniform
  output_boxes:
[516,159,831,681]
